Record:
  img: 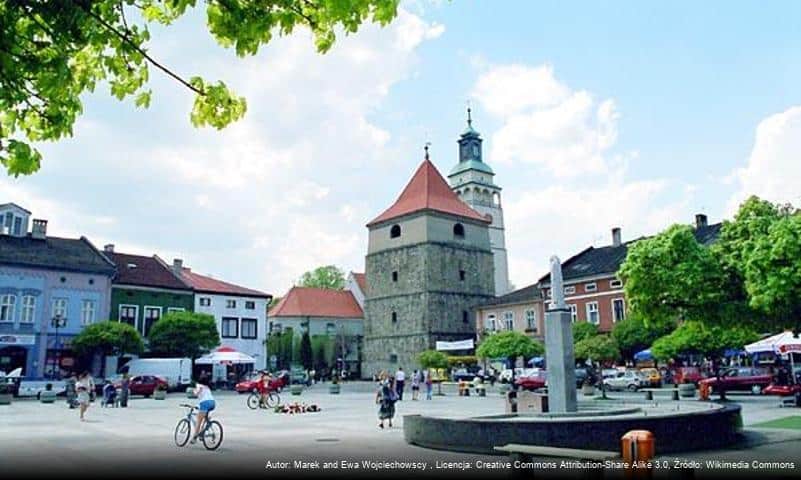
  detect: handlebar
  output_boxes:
[179,403,197,409]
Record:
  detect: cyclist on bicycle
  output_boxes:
[257,370,271,407]
[191,373,215,444]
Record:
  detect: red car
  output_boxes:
[514,372,547,391]
[764,383,801,396]
[698,367,772,395]
[673,367,704,385]
[115,375,168,397]
[235,373,287,394]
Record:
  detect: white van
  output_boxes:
[119,358,191,389]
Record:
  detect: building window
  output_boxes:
[245,301,255,310]
[81,300,96,326]
[389,353,398,363]
[486,313,496,331]
[0,294,16,322]
[503,311,514,331]
[525,309,537,332]
[241,318,257,339]
[546,289,552,298]
[143,306,162,336]
[21,295,35,323]
[392,271,398,282]
[13,216,22,236]
[462,311,469,324]
[459,269,466,281]
[222,317,239,338]
[391,312,398,323]
[586,302,600,325]
[226,299,236,309]
[610,279,623,289]
[568,304,577,323]
[199,297,211,307]
[564,286,576,295]
[612,298,626,322]
[52,298,68,323]
[585,282,597,292]
[119,305,138,327]
[390,224,401,238]
[453,223,465,238]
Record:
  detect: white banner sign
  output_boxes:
[0,334,36,346]
[435,339,475,351]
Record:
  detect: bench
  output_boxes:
[495,444,619,479]
[641,388,680,401]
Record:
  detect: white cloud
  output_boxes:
[472,64,619,178]
[727,105,801,214]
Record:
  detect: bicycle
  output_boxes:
[174,403,224,450]
[247,389,280,409]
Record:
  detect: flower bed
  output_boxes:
[273,402,321,414]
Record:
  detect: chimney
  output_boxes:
[31,219,48,239]
[173,258,183,274]
[695,214,708,229]
[612,227,622,247]
[104,244,114,253]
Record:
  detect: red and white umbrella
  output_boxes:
[195,346,256,365]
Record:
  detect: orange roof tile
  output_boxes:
[180,268,271,298]
[367,159,490,226]
[269,287,363,318]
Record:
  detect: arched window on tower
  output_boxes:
[492,192,501,206]
[390,224,401,238]
[453,223,465,239]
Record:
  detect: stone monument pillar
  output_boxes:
[545,256,577,413]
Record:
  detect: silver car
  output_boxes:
[602,370,642,391]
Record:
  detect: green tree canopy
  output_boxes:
[651,321,760,361]
[0,0,400,176]
[147,311,219,359]
[619,224,730,325]
[572,322,598,343]
[574,334,620,363]
[72,321,144,356]
[297,265,346,290]
[476,331,544,361]
[417,350,449,370]
[611,314,675,360]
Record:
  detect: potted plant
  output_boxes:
[329,375,340,394]
[0,381,13,405]
[40,383,57,403]
[153,383,168,400]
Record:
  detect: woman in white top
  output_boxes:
[76,371,94,421]
[192,374,215,444]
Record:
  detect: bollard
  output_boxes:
[621,430,654,480]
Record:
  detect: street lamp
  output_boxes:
[51,314,66,379]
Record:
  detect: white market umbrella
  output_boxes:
[744,331,801,355]
[195,346,256,365]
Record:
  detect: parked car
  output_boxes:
[639,368,662,387]
[114,375,168,397]
[764,383,801,397]
[699,367,772,395]
[452,368,479,382]
[118,358,191,390]
[673,366,704,385]
[603,370,642,391]
[514,371,548,391]
[602,368,620,380]
[235,372,287,394]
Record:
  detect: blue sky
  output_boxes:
[3,1,800,295]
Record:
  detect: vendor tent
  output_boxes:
[195,346,256,365]
[634,349,653,361]
[744,332,801,355]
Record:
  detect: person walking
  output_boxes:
[395,367,406,401]
[411,369,421,401]
[424,368,433,400]
[376,372,398,429]
[120,373,130,408]
[76,371,94,421]
[65,372,77,409]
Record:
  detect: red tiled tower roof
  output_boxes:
[180,268,271,299]
[269,287,363,318]
[367,159,490,227]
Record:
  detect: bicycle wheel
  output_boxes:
[266,391,280,408]
[246,392,259,410]
[202,420,224,450]
[174,418,191,447]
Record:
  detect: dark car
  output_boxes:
[115,375,168,397]
[699,367,772,395]
[452,368,479,382]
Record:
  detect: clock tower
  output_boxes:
[448,109,512,296]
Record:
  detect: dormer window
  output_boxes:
[127,263,137,269]
[453,223,465,239]
[390,224,401,238]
